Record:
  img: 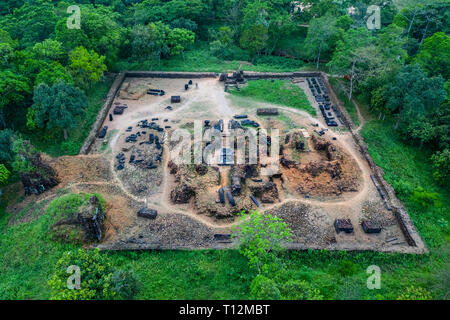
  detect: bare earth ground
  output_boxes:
[7,77,420,252]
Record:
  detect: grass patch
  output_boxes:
[229,80,316,116]
[113,43,308,73]
[361,120,450,249]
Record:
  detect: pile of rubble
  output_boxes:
[20,151,59,196]
[280,133,360,197]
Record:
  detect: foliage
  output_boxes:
[382,65,445,129]
[431,149,450,186]
[48,248,116,300]
[232,210,292,274]
[409,187,441,209]
[304,13,338,69]
[28,82,87,139]
[0,163,9,185]
[35,62,73,86]
[0,128,13,165]
[68,47,107,89]
[239,25,269,58]
[249,275,280,300]
[414,32,450,79]
[278,280,323,300]
[397,286,432,300]
[338,260,358,277]
[32,39,64,62]
[111,270,141,300]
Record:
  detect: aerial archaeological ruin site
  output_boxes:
[9,71,425,254]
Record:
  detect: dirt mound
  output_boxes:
[119,81,149,100]
[50,154,112,185]
[280,135,361,197]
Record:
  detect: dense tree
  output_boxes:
[431,149,450,186]
[0,70,31,128]
[383,65,445,129]
[209,26,235,58]
[0,0,57,47]
[239,24,269,59]
[0,128,14,165]
[68,46,107,89]
[0,163,9,185]
[167,28,195,59]
[32,39,65,62]
[0,29,17,67]
[131,22,171,68]
[35,62,73,86]
[28,81,87,139]
[414,32,450,79]
[48,249,117,300]
[327,27,376,100]
[304,14,338,70]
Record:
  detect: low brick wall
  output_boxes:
[79,72,126,155]
[243,71,321,80]
[124,71,217,78]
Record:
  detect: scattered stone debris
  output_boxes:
[113,105,127,115]
[214,233,232,243]
[137,208,158,219]
[334,219,353,234]
[361,220,381,233]
[147,88,165,96]
[257,108,279,116]
[98,126,108,138]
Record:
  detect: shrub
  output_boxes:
[338,260,358,277]
[279,280,323,300]
[397,286,432,300]
[410,187,441,209]
[392,179,413,198]
[431,149,450,186]
[249,275,281,300]
[48,248,117,300]
[112,270,141,300]
[232,210,292,274]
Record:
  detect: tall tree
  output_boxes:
[384,65,446,129]
[239,24,269,59]
[28,82,88,139]
[304,14,338,70]
[167,28,195,59]
[414,32,450,79]
[68,47,107,89]
[327,27,375,100]
[0,70,30,128]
